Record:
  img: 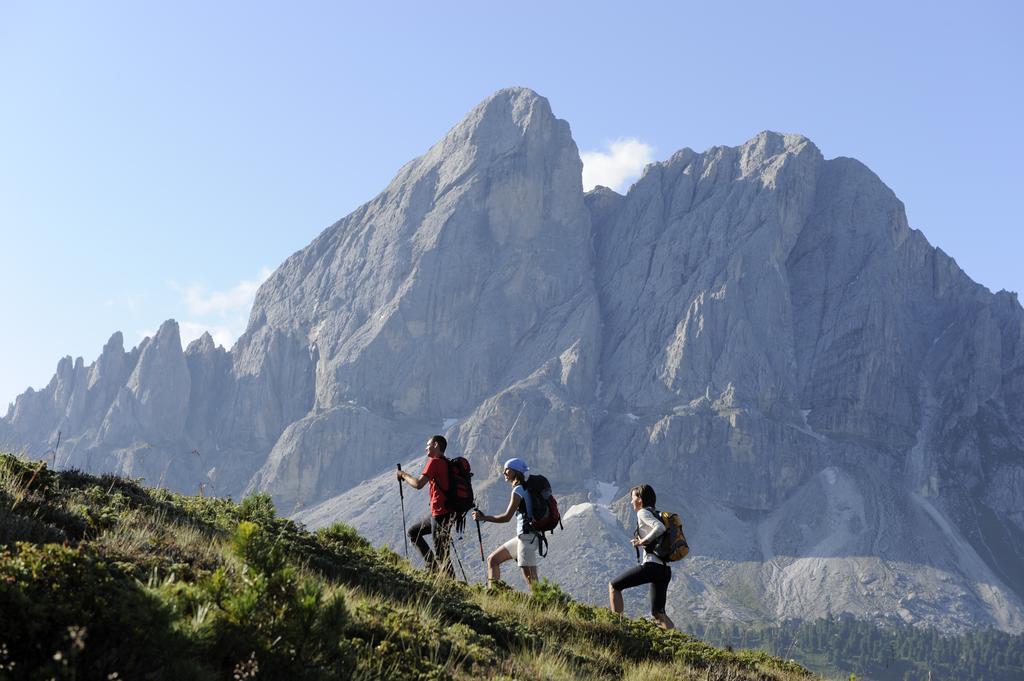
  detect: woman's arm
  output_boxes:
[474,491,521,524]
[635,508,666,545]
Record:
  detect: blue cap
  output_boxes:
[503,457,529,475]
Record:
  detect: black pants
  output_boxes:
[408,513,454,577]
[610,561,671,615]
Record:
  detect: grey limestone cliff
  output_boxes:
[4,87,1023,634]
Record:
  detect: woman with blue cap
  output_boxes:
[471,457,540,588]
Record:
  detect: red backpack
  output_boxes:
[441,457,474,530]
[524,474,561,533]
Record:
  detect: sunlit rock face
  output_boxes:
[5,87,1024,633]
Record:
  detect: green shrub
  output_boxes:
[0,542,205,680]
[0,499,68,545]
[567,600,597,621]
[347,599,501,680]
[0,457,89,544]
[530,577,572,611]
[238,492,277,526]
[170,520,354,680]
[734,648,813,675]
[315,521,372,552]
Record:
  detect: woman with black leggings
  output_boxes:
[608,484,675,629]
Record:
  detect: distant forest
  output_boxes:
[687,615,1024,681]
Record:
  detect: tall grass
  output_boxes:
[0,452,817,681]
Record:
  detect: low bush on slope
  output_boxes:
[0,452,814,680]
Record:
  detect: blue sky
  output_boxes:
[2,1,1021,410]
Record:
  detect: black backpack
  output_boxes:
[523,474,561,556]
[441,456,474,531]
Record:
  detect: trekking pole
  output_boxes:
[397,463,409,559]
[473,506,485,563]
[450,532,470,583]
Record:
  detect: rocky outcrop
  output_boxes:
[4,87,1024,633]
[183,332,231,439]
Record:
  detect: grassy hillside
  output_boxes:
[0,452,814,681]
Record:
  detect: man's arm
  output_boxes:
[397,469,429,490]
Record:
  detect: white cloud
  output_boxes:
[143,267,274,351]
[178,321,236,349]
[580,138,655,193]
[182,267,273,317]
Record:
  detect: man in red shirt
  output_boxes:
[396,434,454,577]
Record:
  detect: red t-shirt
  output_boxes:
[422,454,450,517]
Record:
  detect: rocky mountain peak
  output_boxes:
[186,331,217,355]
[117,319,190,440]
[241,86,592,421]
[102,331,125,354]
[431,87,560,160]
[739,130,814,171]
[4,88,1024,635]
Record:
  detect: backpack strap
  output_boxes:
[536,531,548,558]
[439,456,455,500]
[516,484,534,530]
[649,508,671,561]
[638,509,663,552]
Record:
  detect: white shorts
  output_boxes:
[500,533,540,568]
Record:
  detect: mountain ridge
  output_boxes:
[4,86,1023,634]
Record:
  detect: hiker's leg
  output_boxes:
[609,564,649,615]
[651,565,674,630]
[431,514,455,578]
[488,539,516,586]
[516,533,540,587]
[608,582,624,614]
[408,516,434,564]
[487,547,512,584]
[521,565,538,585]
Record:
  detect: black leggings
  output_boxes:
[408,513,454,577]
[610,561,671,615]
